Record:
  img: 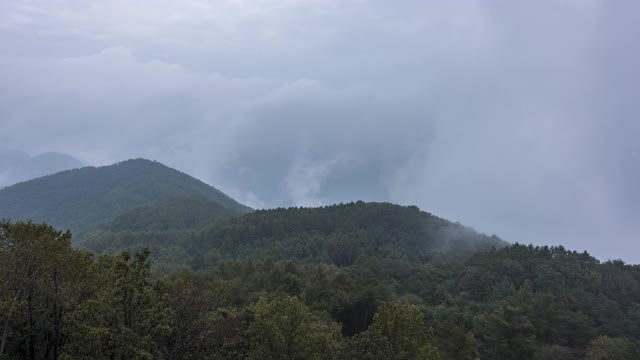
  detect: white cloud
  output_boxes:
[283,155,349,207]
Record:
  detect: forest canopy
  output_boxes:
[2,214,640,359]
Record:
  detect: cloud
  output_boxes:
[284,156,344,207]
[0,46,275,163]
[0,0,639,262]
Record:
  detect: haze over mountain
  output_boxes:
[0,157,638,360]
[0,157,506,277]
[0,158,251,234]
[1,1,638,262]
[0,148,83,188]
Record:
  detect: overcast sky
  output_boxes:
[0,0,638,262]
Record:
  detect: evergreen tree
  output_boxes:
[247,296,343,360]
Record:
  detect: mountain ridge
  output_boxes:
[0,158,252,234]
[78,200,508,273]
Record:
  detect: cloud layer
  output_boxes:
[0,0,638,262]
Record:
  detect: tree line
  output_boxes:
[2,220,640,359]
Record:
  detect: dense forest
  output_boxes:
[79,201,506,274]
[2,161,639,359]
[2,216,640,359]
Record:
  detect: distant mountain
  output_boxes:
[0,149,83,188]
[80,201,507,272]
[0,158,252,235]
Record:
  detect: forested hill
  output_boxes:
[196,202,507,263]
[0,158,251,234]
[4,160,640,359]
[3,218,640,359]
[76,195,239,262]
[99,195,237,232]
[80,201,507,272]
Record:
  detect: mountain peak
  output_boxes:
[0,158,251,234]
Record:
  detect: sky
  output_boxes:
[0,0,638,262]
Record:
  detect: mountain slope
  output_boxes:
[0,158,251,234]
[80,201,507,272]
[99,196,237,232]
[191,201,507,265]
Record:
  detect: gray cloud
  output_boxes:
[0,0,638,262]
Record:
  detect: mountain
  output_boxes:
[0,158,251,234]
[80,201,507,272]
[5,181,639,359]
[97,195,237,233]
[0,149,83,188]
[191,201,507,266]
[76,195,239,263]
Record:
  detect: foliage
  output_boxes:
[344,301,440,360]
[3,198,640,359]
[586,336,640,360]
[0,221,173,359]
[247,296,343,360]
[61,250,174,359]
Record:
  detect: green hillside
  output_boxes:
[0,158,251,234]
[3,218,640,359]
[93,195,237,233]
[76,195,239,266]
[194,201,506,263]
[3,160,638,359]
[80,201,506,272]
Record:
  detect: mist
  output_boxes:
[0,0,638,262]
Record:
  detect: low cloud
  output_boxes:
[0,0,638,262]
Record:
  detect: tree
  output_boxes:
[432,323,479,360]
[534,344,577,360]
[345,301,440,360]
[0,221,89,359]
[205,307,251,360]
[62,249,174,359]
[475,282,537,360]
[586,337,640,360]
[247,295,343,360]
